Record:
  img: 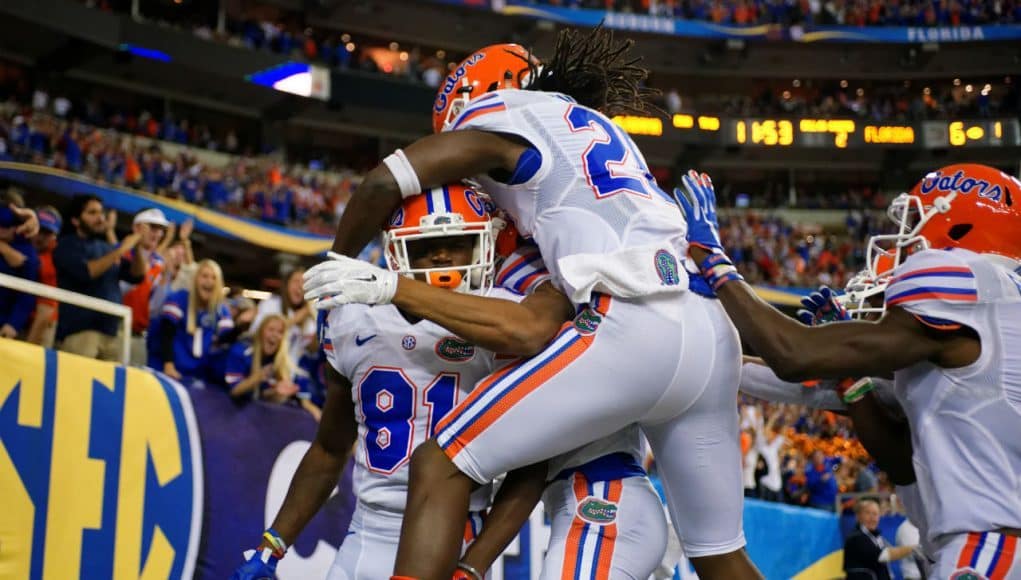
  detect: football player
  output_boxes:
[237,185,668,580]
[304,28,759,580]
[677,163,1021,579]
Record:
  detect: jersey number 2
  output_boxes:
[565,105,670,202]
[358,367,459,474]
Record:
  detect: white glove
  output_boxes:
[302,252,399,310]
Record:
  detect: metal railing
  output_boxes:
[0,271,132,365]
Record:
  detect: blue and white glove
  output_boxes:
[674,170,744,291]
[229,548,280,580]
[303,251,399,310]
[796,286,850,326]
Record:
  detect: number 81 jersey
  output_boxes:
[322,293,516,514]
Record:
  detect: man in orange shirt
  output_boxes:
[26,206,61,347]
[122,208,170,365]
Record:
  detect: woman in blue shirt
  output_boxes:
[148,259,234,383]
[224,313,321,420]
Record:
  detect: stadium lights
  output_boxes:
[698,116,721,131]
[672,114,694,129]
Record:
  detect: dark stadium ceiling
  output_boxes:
[303,0,1021,79]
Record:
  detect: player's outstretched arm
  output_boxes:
[675,170,949,382]
[266,366,356,544]
[331,130,528,256]
[457,461,549,578]
[393,279,575,356]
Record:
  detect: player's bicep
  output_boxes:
[523,281,575,327]
[403,130,525,188]
[314,366,357,458]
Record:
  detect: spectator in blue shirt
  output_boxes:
[148,258,235,383]
[53,195,145,361]
[0,198,40,339]
[224,313,320,420]
[805,450,840,512]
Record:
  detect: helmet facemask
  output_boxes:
[384,213,495,294]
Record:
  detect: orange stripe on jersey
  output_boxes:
[958,532,984,569]
[434,358,519,434]
[990,535,1018,580]
[912,314,962,331]
[443,325,592,459]
[593,480,623,580]
[561,474,590,580]
[591,294,613,316]
[453,103,507,129]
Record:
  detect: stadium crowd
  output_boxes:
[529,0,1021,26]
[0,185,887,511]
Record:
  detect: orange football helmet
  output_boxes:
[432,43,537,134]
[383,185,496,293]
[865,163,1021,282]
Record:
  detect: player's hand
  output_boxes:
[674,170,725,256]
[229,548,280,580]
[303,252,398,309]
[796,286,850,326]
[0,324,17,339]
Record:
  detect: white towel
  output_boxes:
[557,243,689,304]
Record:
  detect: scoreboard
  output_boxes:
[611,114,1021,150]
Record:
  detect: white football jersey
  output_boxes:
[324,290,520,514]
[884,248,1021,543]
[447,89,689,304]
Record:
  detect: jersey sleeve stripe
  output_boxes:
[162,303,184,320]
[886,286,978,305]
[451,102,507,130]
[495,251,543,286]
[514,270,549,294]
[891,266,975,283]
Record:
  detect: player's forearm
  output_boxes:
[269,442,349,545]
[740,360,846,410]
[845,392,916,486]
[392,278,555,356]
[331,165,402,256]
[461,462,548,573]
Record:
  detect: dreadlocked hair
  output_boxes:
[523,25,660,117]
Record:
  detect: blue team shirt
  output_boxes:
[224,340,310,400]
[147,288,233,380]
[0,236,39,333]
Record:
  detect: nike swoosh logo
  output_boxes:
[355,334,377,346]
